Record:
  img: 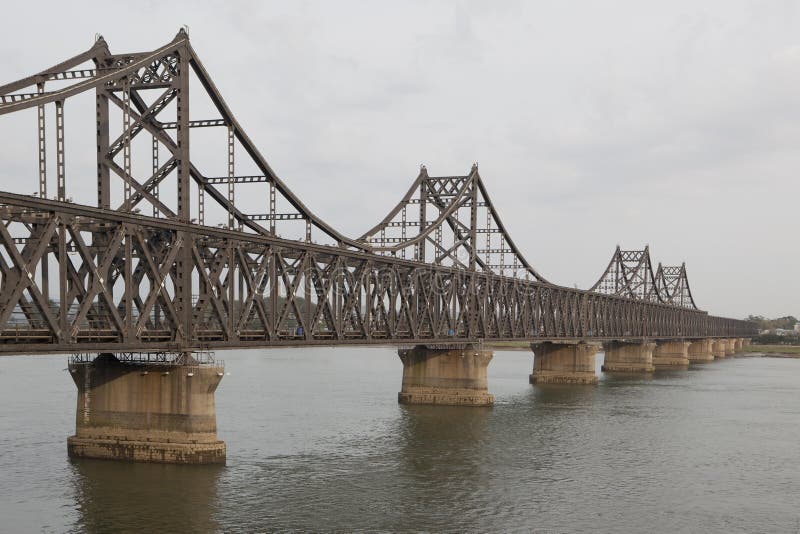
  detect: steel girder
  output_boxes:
[0,195,755,354]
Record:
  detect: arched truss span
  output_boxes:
[590,246,699,310]
[655,263,698,309]
[0,30,368,251]
[590,245,661,302]
[358,165,550,282]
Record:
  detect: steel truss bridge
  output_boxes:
[0,31,754,355]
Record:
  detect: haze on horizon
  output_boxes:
[0,0,797,320]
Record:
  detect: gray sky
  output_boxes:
[1,1,798,319]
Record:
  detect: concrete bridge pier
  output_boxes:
[529,342,599,384]
[723,339,736,356]
[397,345,494,406]
[711,339,727,359]
[734,338,744,352]
[602,341,656,373]
[66,353,226,464]
[742,338,752,348]
[652,341,690,368]
[687,339,715,363]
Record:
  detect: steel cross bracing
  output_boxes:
[654,263,697,309]
[359,165,549,282]
[589,246,699,309]
[0,32,755,354]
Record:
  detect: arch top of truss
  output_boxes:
[360,164,550,282]
[0,30,370,251]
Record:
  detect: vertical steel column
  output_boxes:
[305,219,311,243]
[400,205,406,259]
[58,218,67,342]
[238,254,244,322]
[55,100,65,202]
[122,79,131,208]
[93,85,111,327]
[269,248,277,338]
[333,258,341,338]
[469,178,477,270]
[123,226,132,340]
[37,85,50,303]
[151,137,161,325]
[96,88,110,209]
[453,208,460,265]
[304,253,311,339]
[37,83,47,199]
[227,243,235,339]
[418,180,427,262]
[485,210,491,268]
[41,246,49,304]
[176,51,191,220]
[198,185,205,225]
[152,136,159,217]
[175,46,192,344]
[227,126,234,229]
[363,265,371,340]
[268,182,276,234]
[499,235,505,275]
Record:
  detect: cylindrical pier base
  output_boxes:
[652,341,690,368]
[687,339,715,363]
[67,353,226,464]
[711,340,727,359]
[723,338,736,356]
[398,345,494,406]
[530,342,599,384]
[602,341,656,373]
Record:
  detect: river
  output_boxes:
[0,348,798,533]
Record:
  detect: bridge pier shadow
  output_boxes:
[69,458,222,533]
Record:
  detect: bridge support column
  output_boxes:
[734,338,744,353]
[687,339,714,363]
[742,338,752,348]
[602,341,656,373]
[711,339,727,359]
[652,341,690,368]
[724,339,736,356]
[66,353,226,464]
[397,345,494,406]
[529,342,599,384]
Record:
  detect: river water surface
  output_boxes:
[0,348,799,533]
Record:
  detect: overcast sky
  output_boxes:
[1,1,798,319]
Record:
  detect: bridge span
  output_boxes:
[0,31,755,464]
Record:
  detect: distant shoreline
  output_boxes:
[743,344,800,358]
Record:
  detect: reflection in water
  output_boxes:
[391,405,491,531]
[69,459,222,533]
[398,405,490,481]
[398,405,490,473]
[2,349,800,532]
[528,382,599,408]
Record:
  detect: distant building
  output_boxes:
[774,328,798,336]
[794,323,800,333]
